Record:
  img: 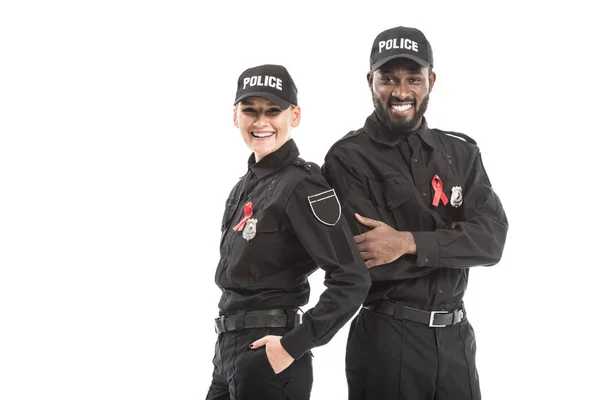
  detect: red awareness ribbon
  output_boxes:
[431,175,449,207]
[232,201,253,232]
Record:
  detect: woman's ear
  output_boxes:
[233,106,239,128]
[291,106,301,128]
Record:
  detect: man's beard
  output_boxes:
[372,91,429,133]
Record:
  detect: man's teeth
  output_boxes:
[252,132,275,138]
[392,104,413,112]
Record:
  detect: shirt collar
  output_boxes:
[247,138,300,179]
[363,111,436,148]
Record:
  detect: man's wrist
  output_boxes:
[394,230,417,256]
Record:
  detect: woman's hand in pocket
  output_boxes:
[250,335,294,374]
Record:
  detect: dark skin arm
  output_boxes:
[354,213,459,268]
[353,213,417,268]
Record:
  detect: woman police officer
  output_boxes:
[205,64,370,400]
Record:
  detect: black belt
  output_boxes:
[214,309,301,334]
[363,300,465,328]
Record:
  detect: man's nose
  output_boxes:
[392,81,410,100]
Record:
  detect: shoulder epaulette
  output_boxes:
[292,157,318,172]
[442,131,477,145]
[340,129,362,142]
[326,129,364,152]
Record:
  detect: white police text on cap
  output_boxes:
[242,76,283,91]
[379,38,419,53]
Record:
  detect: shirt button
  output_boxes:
[413,158,418,163]
[438,289,444,294]
[448,160,452,164]
[424,257,429,263]
[421,192,427,197]
[386,201,393,207]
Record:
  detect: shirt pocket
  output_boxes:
[433,176,464,227]
[221,198,238,232]
[369,175,415,228]
[254,210,280,233]
[248,210,286,286]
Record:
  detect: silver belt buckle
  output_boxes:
[429,310,448,327]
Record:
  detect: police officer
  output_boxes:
[322,27,509,399]
[206,64,370,400]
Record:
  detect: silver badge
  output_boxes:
[242,218,258,241]
[450,186,463,208]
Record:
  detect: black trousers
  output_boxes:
[346,307,481,400]
[206,327,313,400]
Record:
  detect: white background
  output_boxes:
[1,1,598,399]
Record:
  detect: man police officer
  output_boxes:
[323,26,509,399]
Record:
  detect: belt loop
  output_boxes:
[286,308,297,328]
[454,308,465,324]
[234,310,246,331]
[215,316,224,334]
[393,301,404,320]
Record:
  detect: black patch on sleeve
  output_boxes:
[307,189,341,226]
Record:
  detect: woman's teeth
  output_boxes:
[252,132,275,138]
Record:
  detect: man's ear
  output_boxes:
[428,71,436,93]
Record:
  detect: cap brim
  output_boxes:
[371,54,430,71]
[233,92,291,109]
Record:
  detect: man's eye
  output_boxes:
[266,108,281,114]
[380,76,393,83]
[242,107,256,113]
[409,78,422,84]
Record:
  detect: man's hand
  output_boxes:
[354,213,417,268]
[250,335,294,374]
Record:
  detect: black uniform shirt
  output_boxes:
[215,139,370,359]
[322,112,508,310]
